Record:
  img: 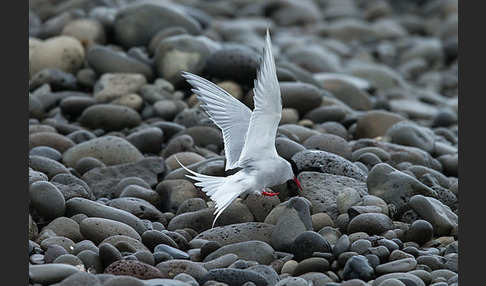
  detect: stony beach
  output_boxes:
[29,0,458,285]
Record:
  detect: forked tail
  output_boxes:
[174,156,241,228]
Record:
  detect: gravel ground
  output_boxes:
[29,0,458,285]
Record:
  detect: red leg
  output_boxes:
[262,190,279,196]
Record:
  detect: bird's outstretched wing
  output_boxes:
[238,29,281,163]
[181,71,252,170]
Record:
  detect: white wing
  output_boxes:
[175,156,249,228]
[239,29,281,163]
[181,71,252,170]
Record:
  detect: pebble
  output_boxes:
[384,121,436,154]
[200,268,268,286]
[98,242,123,267]
[59,95,97,119]
[29,181,66,219]
[373,273,426,286]
[77,249,104,273]
[57,272,101,286]
[79,217,142,245]
[355,110,406,139]
[29,146,62,162]
[119,185,161,207]
[302,133,352,160]
[375,258,417,275]
[62,135,144,168]
[204,240,277,265]
[93,72,147,103]
[278,82,325,116]
[83,157,165,198]
[29,35,85,77]
[311,212,335,230]
[29,68,79,91]
[44,244,69,263]
[156,179,199,213]
[195,222,275,246]
[243,192,281,222]
[106,197,167,226]
[275,277,309,286]
[41,217,84,243]
[342,255,375,282]
[292,150,368,182]
[87,45,154,80]
[291,231,332,261]
[29,132,76,153]
[406,219,434,246]
[270,197,313,252]
[79,103,142,131]
[113,2,201,48]
[206,44,261,85]
[65,197,148,236]
[336,187,362,214]
[154,244,189,260]
[156,260,207,280]
[317,75,373,111]
[297,171,367,219]
[104,259,164,279]
[29,263,82,285]
[409,195,458,236]
[154,34,213,86]
[367,163,437,218]
[61,18,106,48]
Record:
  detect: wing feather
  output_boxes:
[181,71,252,170]
[239,29,281,162]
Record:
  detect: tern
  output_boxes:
[177,29,302,227]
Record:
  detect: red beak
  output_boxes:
[293,176,303,191]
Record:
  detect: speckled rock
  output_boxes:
[29,35,85,77]
[195,222,275,246]
[297,171,367,219]
[155,260,207,280]
[206,45,261,85]
[292,149,368,182]
[104,259,164,279]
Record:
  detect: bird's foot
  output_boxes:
[262,190,279,196]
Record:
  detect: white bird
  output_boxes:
[177,29,302,227]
